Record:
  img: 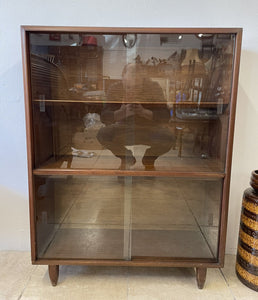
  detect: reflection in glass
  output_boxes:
[131,177,221,259]
[97,63,174,170]
[35,175,221,260]
[29,33,235,172]
[35,175,126,259]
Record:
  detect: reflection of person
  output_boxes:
[97,63,174,170]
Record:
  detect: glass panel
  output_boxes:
[29,32,235,172]
[131,177,222,259]
[34,175,132,260]
[34,175,221,260]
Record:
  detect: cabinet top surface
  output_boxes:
[21,26,243,34]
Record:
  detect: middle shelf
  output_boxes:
[33,149,225,178]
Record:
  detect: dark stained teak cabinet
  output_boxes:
[21,26,242,288]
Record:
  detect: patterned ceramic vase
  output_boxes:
[236,170,258,291]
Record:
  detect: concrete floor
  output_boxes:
[0,252,257,300]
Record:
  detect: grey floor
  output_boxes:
[0,251,257,300]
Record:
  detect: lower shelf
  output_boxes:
[40,227,215,260]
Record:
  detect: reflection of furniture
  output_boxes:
[22,26,242,289]
[180,49,207,103]
[30,53,69,100]
[47,45,103,89]
[173,117,219,158]
[151,77,170,102]
[30,54,72,165]
[172,102,219,158]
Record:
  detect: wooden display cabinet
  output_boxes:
[21,26,242,288]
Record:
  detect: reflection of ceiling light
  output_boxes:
[122,34,137,48]
[160,34,183,45]
[198,34,203,37]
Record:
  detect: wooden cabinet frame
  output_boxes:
[21,26,242,288]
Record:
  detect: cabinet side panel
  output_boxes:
[218,29,242,265]
[21,27,37,262]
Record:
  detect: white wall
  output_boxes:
[0,0,257,254]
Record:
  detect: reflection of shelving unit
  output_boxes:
[46,45,103,89]
[22,26,242,289]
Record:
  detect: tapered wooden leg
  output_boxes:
[48,265,59,286]
[196,267,207,289]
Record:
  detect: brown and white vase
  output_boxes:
[236,170,258,291]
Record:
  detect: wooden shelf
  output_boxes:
[33,168,225,178]
[33,153,225,178]
[32,98,224,106]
